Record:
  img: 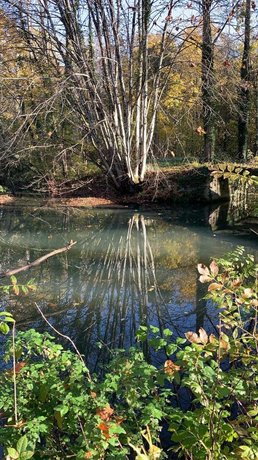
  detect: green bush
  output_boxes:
[0,247,257,459]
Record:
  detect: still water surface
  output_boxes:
[0,203,257,369]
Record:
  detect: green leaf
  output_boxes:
[7,447,19,459]
[0,311,13,317]
[55,405,69,417]
[4,317,15,323]
[0,322,10,334]
[109,424,126,435]
[150,325,160,334]
[54,411,63,429]
[10,275,17,285]
[17,435,28,453]
[20,452,35,460]
[136,326,148,341]
[22,286,29,294]
[166,343,177,355]
[163,328,173,337]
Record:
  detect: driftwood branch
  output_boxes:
[0,240,77,278]
[250,228,258,236]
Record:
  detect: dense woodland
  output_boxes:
[0,0,257,193]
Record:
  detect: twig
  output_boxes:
[34,302,91,381]
[12,322,18,425]
[0,241,77,278]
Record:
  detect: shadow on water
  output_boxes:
[0,198,257,371]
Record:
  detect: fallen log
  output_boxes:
[0,240,77,278]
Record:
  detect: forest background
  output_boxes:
[0,0,257,195]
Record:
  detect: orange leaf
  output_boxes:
[15,362,26,373]
[98,422,110,439]
[90,391,97,399]
[84,452,93,459]
[97,405,114,421]
[8,362,26,376]
[231,278,242,288]
[164,360,180,375]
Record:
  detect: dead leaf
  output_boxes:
[199,274,212,283]
[208,283,223,292]
[209,260,219,276]
[98,422,110,439]
[195,126,206,136]
[231,278,242,288]
[198,328,208,345]
[185,328,209,345]
[197,264,210,276]
[185,331,201,344]
[243,288,253,299]
[209,334,217,344]
[219,335,230,351]
[164,360,180,375]
[97,405,114,421]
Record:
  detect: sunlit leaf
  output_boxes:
[97,405,114,421]
[98,422,110,439]
[197,264,210,276]
[209,260,219,276]
[199,274,212,283]
[17,435,28,453]
[208,283,223,292]
[198,328,208,344]
[13,285,20,296]
[164,359,180,375]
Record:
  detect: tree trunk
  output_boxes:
[238,0,251,162]
[255,76,258,156]
[201,0,215,162]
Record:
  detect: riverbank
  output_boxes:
[1,162,257,208]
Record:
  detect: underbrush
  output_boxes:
[0,247,257,459]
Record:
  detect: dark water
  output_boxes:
[0,202,257,370]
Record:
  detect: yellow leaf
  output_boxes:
[208,283,223,292]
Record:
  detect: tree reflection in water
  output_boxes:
[0,206,255,370]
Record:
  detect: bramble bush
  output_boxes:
[0,247,257,459]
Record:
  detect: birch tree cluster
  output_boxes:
[0,0,257,192]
